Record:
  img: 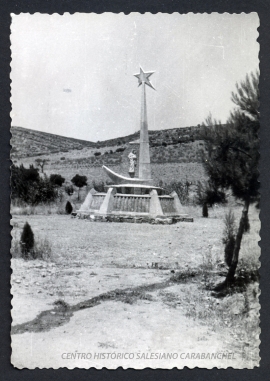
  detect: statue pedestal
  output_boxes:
[77,183,192,223]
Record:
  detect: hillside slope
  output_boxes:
[11,125,205,159]
[11,126,96,158]
[12,126,209,185]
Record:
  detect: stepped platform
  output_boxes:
[76,184,192,224]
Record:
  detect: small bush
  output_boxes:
[11,203,37,215]
[171,268,197,282]
[12,229,52,261]
[20,222,35,259]
[65,185,74,196]
[202,203,208,218]
[50,174,65,187]
[65,201,73,214]
[164,180,190,205]
[115,147,126,153]
[33,237,52,260]
[92,180,106,193]
[11,232,21,258]
[53,299,69,311]
[196,180,226,208]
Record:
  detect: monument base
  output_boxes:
[73,212,193,224]
[76,184,193,224]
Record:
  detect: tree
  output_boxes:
[231,72,259,121]
[35,175,58,204]
[11,164,58,204]
[35,158,50,173]
[202,71,259,288]
[11,164,39,201]
[71,174,88,200]
[50,174,65,187]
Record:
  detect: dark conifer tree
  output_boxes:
[65,201,73,214]
[202,71,259,288]
[20,222,35,259]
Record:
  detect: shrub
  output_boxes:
[202,203,208,218]
[13,227,52,260]
[116,147,126,153]
[165,180,190,205]
[196,180,226,208]
[65,184,74,196]
[33,237,52,260]
[92,180,106,193]
[65,201,73,214]
[33,176,58,204]
[49,174,65,187]
[11,231,21,258]
[11,165,58,204]
[20,222,34,259]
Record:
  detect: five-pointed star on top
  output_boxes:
[134,67,156,90]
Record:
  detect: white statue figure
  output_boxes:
[128,150,137,178]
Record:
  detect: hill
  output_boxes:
[11,126,96,158]
[11,125,209,185]
[11,125,204,159]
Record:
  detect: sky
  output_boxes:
[11,13,259,142]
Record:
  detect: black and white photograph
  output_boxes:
[10,12,260,369]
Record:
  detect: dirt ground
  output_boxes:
[11,206,260,369]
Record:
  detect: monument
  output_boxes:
[77,67,192,223]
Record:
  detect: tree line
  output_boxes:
[11,164,88,204]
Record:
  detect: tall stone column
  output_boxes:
[139,82,151,180]
[134,66,155,181]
